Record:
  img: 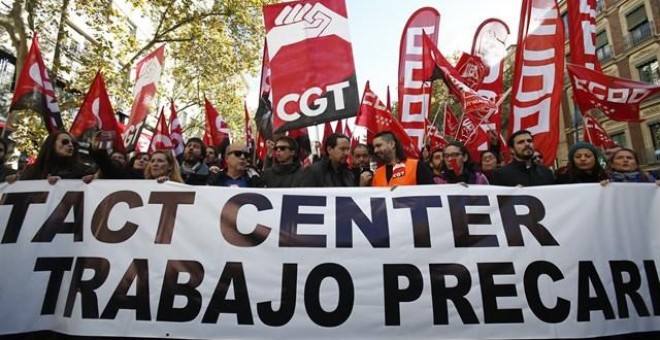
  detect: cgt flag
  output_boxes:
[69,71,125,153]
[203,98,231,149]
[123,45,165,152]
[8,35,63,133]
[264,0,359,133]
[567,63,660,122]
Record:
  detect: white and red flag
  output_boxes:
[455,53,486,90]
[203,98,231,149]
[397,7,440,150]
[422,34,496,117]
[443,103,460,137]
[424,118,447,151]
[455,111,490,162]
[123,45,165,151]
[148,108,172,152]
[356,82,419,158]
[568,63,660,122]
[8,35,62,133]
[582,113,618,149]
[567,0,600,71]
[169,100,184,157]
[471,18,510,133]
[508,0,564,167]
[69,71,125,152]
[263,0,359,133]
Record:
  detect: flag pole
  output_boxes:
[424,101,444,147]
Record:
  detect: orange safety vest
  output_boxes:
[372,159,418,187]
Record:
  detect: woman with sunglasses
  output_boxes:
[16,132,92,184]
[144,150,184,183]
[434,141,489,185]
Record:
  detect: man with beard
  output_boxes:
[298,133,359,187]
[205,146,220,168]
[209,143,265,187]
[351,143,372,186]
[492,130,554,186]
[371,131,434,186]
[262,136,301,187]
[429,147,444,181]
[179,137,210,185]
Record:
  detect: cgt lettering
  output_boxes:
[277,81,351,122]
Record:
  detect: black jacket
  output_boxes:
[492,159,555,186]
[208,168,265,188]
[180,161,210,186]
[262,162,301,188]
[297,158,355,187]
[0,164,16,182]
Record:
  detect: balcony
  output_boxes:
[596,45,613,63]
[625,21,656,49]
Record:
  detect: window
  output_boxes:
[637,59,660,85]
[626,6,652,46]
[649,123,660,162]
[561,12,569,40]
[610,132,626,148]
[595,0,605,15]
[595,30,612,62]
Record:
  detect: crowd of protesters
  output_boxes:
[1,128,659,188]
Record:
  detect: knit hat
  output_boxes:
[568,142,599,161]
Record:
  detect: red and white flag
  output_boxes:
[471,18,510,133]
[70,71,125,152]
[455,111,490,162]
[582,113,618,149]
[455,53,486,90]
[123,45,165,151]
[422,34,496,117]
[264,0,359,133]
[397,7,440,150]
[425,118,447,150]
[443,103,460,137]
[567,0,601,72]
[9,35,62,133]
[508,0,564,167]
[356,82,419,158]
[568,63,660,122]
[169,100,184,157]
[148,108,172,152]
[203,98,231,149]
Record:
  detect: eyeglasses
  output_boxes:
[60,139,72,146]
[228,150,250,158]
[444,152,462,159]
[275,145,291,151]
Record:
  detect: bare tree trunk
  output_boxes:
[51,0,71,86]
[0,0,29,83]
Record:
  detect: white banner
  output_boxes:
[1,181,659,339]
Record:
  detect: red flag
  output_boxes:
[70,71,125,152]
[255,133,268,163]
[204,98,231,148]
[148,108,172,152]
[345,121,353,141]
[169,100,184,157]
[443,104,460,137]
[471,18,510,132]
[286,127,312,165]
[264,0,360,133]
[567,0,601,71]
[422,34,496,117]
[568,63,660,122]
[9,35,63,133]
[335,120,344,135]
[508,0,564,167]
[455,112,490,162]
[397,7,440,150]
[123,45,165,151]
[244,101,255,152]
[455,53,486,90]
[425,118,447,150]
[356,82,419,158]
[582,113,618,149]
[323,121,334,144]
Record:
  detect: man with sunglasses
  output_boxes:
[262,136,301,187]
[209,143,265,188]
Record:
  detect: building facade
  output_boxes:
[559,0,660,170]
